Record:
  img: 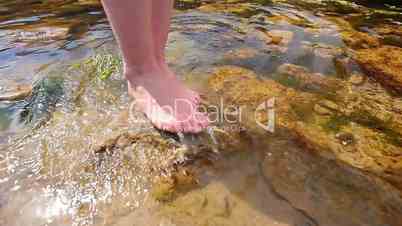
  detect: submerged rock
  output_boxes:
[276,63,340,92]
[348,73,365,85]
[261,137,402,226]
[77,0,101,7]
[202,64,402,225]
[335,131,355,146]
[14,26,71,43]
[355,46,402,94]
[314,103,333,115]
[223,47,260,62]
[265,30,294,46]
[375,24,402,48]
[313,100,339,116]
[151,169,199,202]
[20,76,64,125]
[0,76,63,131]
[198,2,259,18]
[302,43,343,59]
[0,84,32,101]
[341,30,380,49]
[175,0,202,10]
[206,65,402,192]
[301,42,345,74]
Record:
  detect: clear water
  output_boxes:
[1,1,402,226]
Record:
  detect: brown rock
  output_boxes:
[266,29,294,46]
[341,30,380,49]
[223,48,259,61]
[355,46,402,94]
[207,65,402,191]
[349,73,365,85]
[314,104,333,115]
[276,63,340,91]
[0,84,32,101]
[15,26,70,42]
[261,137,402,226]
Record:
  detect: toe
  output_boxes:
[180,120,194,133]
[188,90,201,104]
[160,123,171,133]
[193,93,201,103]
[166,120,180,133]
[185,122,194,133]
[195,112,210,128]
[160,122,171,132]
[189,119,203,133]
[191,96,200,105]
[151,118,164,131]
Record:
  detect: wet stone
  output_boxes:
[381,35,402,48]
[375,24,402,48]
[302,43,343,59]
[349,73,365,85]
[266,29,294,46]
[335,132,355,146]
[0,84,32,101]
[314,104,333,116]
[223,48,260,61]
[198,2,259,18]
[318,99,339,111]
[77,0,101,7]
[152,177,176,202]
[261,137,402,226]
[341,30,380,49]
[355,46,402,94]
[14,27,71,43]
[276,63,340,91]
[333,56,361,78]
[175,0,202,10]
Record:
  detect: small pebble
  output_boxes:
[335,132,355,146]
[318,99,339,111]
[349,73,365,85]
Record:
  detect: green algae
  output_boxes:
[86,54,122,81]
[273,73,302,89]
[70,53,122,84]
[321,114,350,133]
[320,111,402,147]
[349,110,402,147]
[290,102,315,122]
[152,179,176,202]
[19,76,64,126]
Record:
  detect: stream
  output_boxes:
[1,1,402,226]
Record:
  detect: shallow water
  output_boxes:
[1,1,402,226]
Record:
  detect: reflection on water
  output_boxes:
[1,1,402,226]
[0,0,109,91]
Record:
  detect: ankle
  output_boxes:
[155,55,166,65]
[124,63,158,80]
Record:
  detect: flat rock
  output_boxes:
[348,73,365,85]
[261,137,402,226]
[0,84,32,101]
[276,63,340,91]
[341,30,380,49]
[355,46,402,94]
[314,103,333,115]
[207,65,402,192]
[266,29,294,47]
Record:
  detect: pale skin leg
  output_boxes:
[101,0,209,133]
[152,0,173,62]
[152,0,201,103]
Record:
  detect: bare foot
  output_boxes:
[161,62,201,104]
[126,67,209,133]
